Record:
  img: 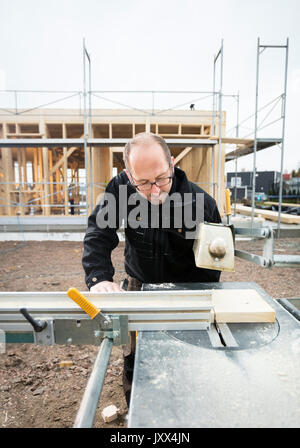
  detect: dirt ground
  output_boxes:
[0,237,299,428]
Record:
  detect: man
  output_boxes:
[68,183,75,215]
[82,132,222,405]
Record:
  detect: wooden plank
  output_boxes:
[162,134,210,139]
[0,289,274,323]
[6,133,43,137]
[211,137,254,145]
[173,147,192,165]
[0,290,212,312]
[212,289,276,323]
[264,201,300,207]
[50,146,77,174]
[234,204,300,224]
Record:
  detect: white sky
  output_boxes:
[1,0,299,173]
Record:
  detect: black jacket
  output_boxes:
[82,167,222,289]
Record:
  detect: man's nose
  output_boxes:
[151,183,160,194]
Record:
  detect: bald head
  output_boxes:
[123,132,172,171]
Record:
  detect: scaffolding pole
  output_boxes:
[211,54,216,198]
[251,37,261,234]
[277,38,289,238]
[251,38,289,236]
[83,38,93,220]
[213,40,224,209]
[233,91,240,216]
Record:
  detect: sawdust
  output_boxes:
[0,237,299,428]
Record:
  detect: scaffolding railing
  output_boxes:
[0,38,290,230]
[224,38,290,239]
[0,180,106,216]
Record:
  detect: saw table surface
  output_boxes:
[127,282,300,428]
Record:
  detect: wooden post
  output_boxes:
[33,150,38,185]
[32,149,39,213]
[38,148,43,183]
[63,148,69,215]
[145,119,150,132]
[21,148,27,184]
[17,150,23,215]
[56,169,60,205]
[42,147,50,216]
[21,148,28,215]
[62,123,69,215]
[91,124,113,208]
[49,150,54,205]
[40,120,50,216]
[1,148,14,215]
[76,165,79,213]
[1,123,13,215]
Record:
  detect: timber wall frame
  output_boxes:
[0,105,282,218]
[0,107,228,217]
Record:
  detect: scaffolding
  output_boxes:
[0,38,291,232]
[226,38,289,236]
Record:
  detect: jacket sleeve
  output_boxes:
[211,202,222,224]
[82,178,120,289]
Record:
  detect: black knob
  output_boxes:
[20,308,47,333]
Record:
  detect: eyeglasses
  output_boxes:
[130,167,173,192]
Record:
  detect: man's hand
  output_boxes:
[90,281,123,293]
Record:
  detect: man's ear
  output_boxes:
[170,156,175,168]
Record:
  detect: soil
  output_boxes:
[0,237,299,428]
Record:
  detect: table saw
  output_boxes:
[127,281,300,428]
[0,280,299,428]
[0,221,299,428]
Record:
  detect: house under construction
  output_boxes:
[0,39,288,224]
[0,107,232,217]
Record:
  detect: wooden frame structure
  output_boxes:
[0,107,232,217]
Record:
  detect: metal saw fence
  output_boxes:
[0,289,212,427]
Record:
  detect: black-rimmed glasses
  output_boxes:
[130,167,174,192]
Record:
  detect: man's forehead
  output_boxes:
[130,161,169,181]
[131,165,169,180]
[130,141,164,156]
[129,140,166,164]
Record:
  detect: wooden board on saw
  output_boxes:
[211,289,276,323]
[234,204,300,224]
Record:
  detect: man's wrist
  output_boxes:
[86,273,113,289]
